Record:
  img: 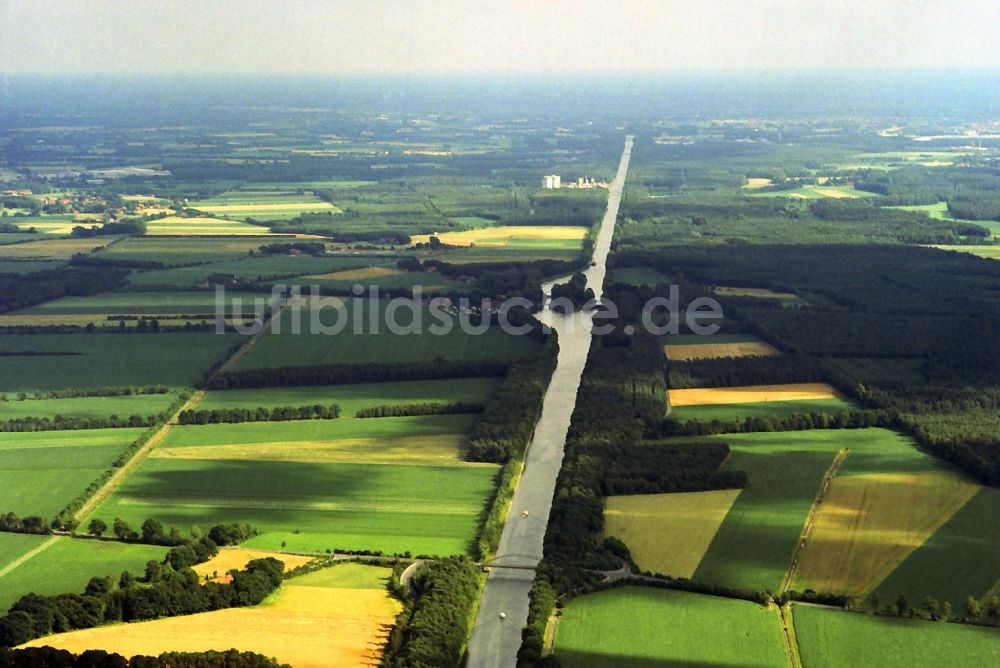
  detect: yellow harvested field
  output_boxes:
[145,216,272,236]
[744,178,773,188]
[193,548,315,582]
[605,490,742,577]
[305,266,402,281]
[793,470,980,596]
[23,565,402,668]
[712,286,799,300]
[664,341,780,361]
[813,188,857,198]
[0,238,116,259]
[151,434,486,467]
[669,383,841,407]
[410,225,587,247]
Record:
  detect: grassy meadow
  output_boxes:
[0,537,167,613]
[90,416,500,555]
[0,333,240,392]
[0,392,179,420]
[0,428,146,516]
[232,298,540,369]
[553,587,788,668]
[604,489,742,577]
[792,605,1000,667]
[198,377,502,415]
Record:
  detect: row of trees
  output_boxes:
[466,337,559,463]
[0,266,128,314]
[355,402,483,418]
[177,404,341,425]
[0,648,288,667]
[1,414,161,432]
[1,385,170,401]
[381,557,481,668]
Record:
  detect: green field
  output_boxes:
[873,486,1000,609]
[553,587,788,667]
[127,254,386,288]
[0,428,146,516]
[0,333,240,392]
[13,291,273,316]
[0,260,64,274]
[0,533,48,574]
[232,299,540,369]
[0,537,167,613]
[144,216,274,235]
[669,397,855,422]
[610,267,668,287]
[97,237,271,265]
[688,429,919,591]
[285,267,463,293]
[792,605,1000,667]
[90,415,500,556]
[188,191,341,221]
[0,392,179,420]
[198,377,501,415]
[930,245,1000,260]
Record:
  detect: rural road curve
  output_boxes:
[465,135,633,668]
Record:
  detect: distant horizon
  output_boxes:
[3,0,999,76]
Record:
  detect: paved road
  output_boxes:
[466,136,633,668]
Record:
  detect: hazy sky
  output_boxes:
[3,0,999,75]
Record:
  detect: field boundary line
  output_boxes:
[73,300,293,523]
[778,603,804,668]
[781,447,849,593]
[0,535,60,580]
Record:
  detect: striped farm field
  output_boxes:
[792,470,980,597]
[0,237,119,260]
[684,429,927,592]
[22,563,401,668]
[664,335,780,361]
[712,286,799,300]
[89,416,501,555]
[604,489,742,577]
[670,383,842,407]
[304,265,404,281]
[411,225,588,249]
[144,216,274,236]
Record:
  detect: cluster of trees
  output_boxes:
[0,513,49,535]
[506,190,606,227]
[467,337,559,462]
[549,273,594,313]
[256,241,326,256]
[355,402,482,418]
[207,360,508,390]
[70,220,145,237]
[0,648,288,667]
[177,404,340,425]
[381,557,480,668]
[0,557,284,647]
[0,223,30,234]
[85,518,257,549]
[0,266,129,314]
[948,196,1000,222]
[1,414,161,432]
[69,254,165,270]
